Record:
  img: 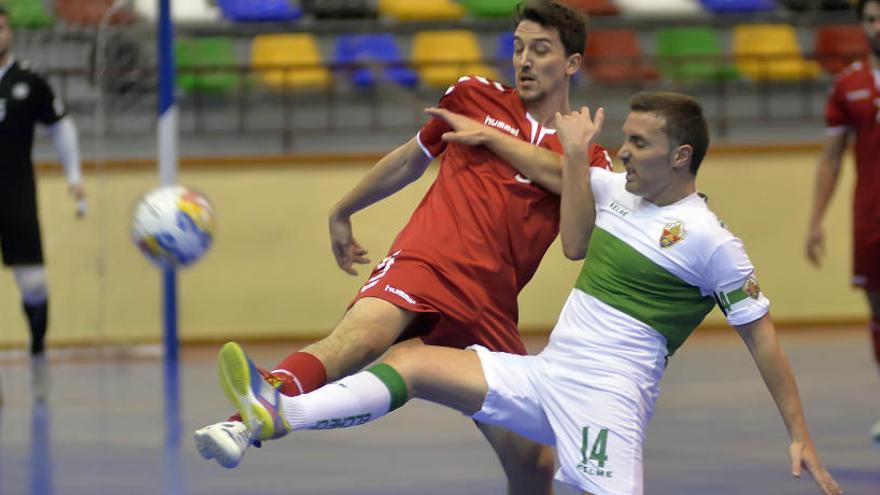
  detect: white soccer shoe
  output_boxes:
[871,418,880,442]
[194,421,254,468]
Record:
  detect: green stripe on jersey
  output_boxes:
[575,227,715,354]
[367,363,408,411]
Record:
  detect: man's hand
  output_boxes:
[69,183,86,218]
[329,214,370,276]
[554,106,604,155]
[790,439,843,495]
[424,107,488,146]
[805,223,824,267]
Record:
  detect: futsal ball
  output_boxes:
[131,185,216,268]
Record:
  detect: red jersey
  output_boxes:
[353,75,611,353]
[825,60,880,231]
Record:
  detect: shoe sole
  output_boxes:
[217,342,277,441]
[193,428,239,469]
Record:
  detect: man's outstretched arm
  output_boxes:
[734,314,843,495]
[329,137,432,275]
[424,107,565,194]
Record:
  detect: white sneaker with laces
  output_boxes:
[194,421,254,468]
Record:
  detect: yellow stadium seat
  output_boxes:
[732,24,821,81]
[251,34,332,90]
[379,0,464,21]
[411,30,499,87]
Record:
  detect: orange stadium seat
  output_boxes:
[55,0,135,25]
[560,0,620,16]
[411,30,499,87]
[251,34,332,90]
[584,30,659,84]
[378,0,464,21]
[733,24,821,81]
[815,25,870,75]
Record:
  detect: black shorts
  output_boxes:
[0,193,44,266]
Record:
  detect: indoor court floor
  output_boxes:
[0,326,877,495]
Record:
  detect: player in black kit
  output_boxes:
[0,6,85,403]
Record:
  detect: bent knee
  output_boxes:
[14,265,47,305]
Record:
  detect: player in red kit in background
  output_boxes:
[806,0,880,440]
[195,2,611,491]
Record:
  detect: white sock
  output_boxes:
[281,364,407,431]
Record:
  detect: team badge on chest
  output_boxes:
[12,82,29,100]
[660,221,686,248]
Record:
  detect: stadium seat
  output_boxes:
[496,31,516,84]
[334,33,418,88]
[411,30,499,87]
[613,0,703,16]
[218,0,303,22]
[584,30,659,84]
[55,0,135,25]
[732,24,821,81]
[815,25,870,74]
[460,0,519,18]
[6,0,54,28]
[378,0,464,21]
[176,37,239,93]
[699,0,776,13]
[134,0,220,22]
[656,27,739,82]
[560,0,620,16]
[251,34,332,90]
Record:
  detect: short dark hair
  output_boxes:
[0,6,7,18]
[858,0,879,19]
[512,0,587,57]
[629,92,710,175]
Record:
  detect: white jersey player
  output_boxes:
[209,93,842,495]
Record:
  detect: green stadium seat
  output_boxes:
[656,27,739,82]
[7,0,54,28]
[460,0,518,18]
[176,37,239,93]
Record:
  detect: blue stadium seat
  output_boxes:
[497,32,516,84]
[700,0,776,12]
[217,0,303,22]
[334,33,418,88]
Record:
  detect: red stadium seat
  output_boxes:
[55,0,135,25]
[560,0,620,16]
[584,30,659,84]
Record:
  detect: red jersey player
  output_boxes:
[196,2,611,491]
[806,0,880,441]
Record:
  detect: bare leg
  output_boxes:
[297,297,417,381]
[477,422,556,495]
[381,344,489,413]
[865,290,880,440]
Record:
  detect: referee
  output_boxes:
[0,7,85,403]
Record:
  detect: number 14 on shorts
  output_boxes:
[578,426,613,479]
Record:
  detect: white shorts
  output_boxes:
[471,345,648,495]
[469,291,666,495]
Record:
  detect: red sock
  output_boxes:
[271,351,327,396]
[226,351,327,423]
[871,318,880,368]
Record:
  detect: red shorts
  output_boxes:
[349,249,527,355]
[853,228,880,291]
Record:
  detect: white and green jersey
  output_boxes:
[544,168,768,374]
